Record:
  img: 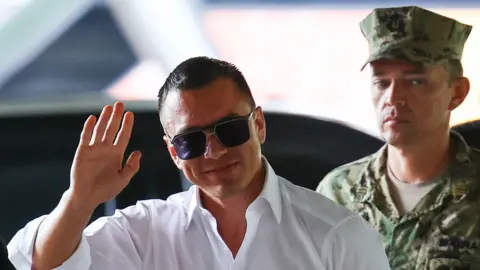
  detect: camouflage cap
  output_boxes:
[360,6,472,70]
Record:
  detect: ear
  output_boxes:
[448,77,470,111]
[253,106,267,144]
[164,135,182,169]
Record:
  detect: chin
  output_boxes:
[208,180,249,199]
[205,165,241,184]
[382,130,417,147]
[385,137,402,147]
[203,173,248,196]
[381,128,399,143]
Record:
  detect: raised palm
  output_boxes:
[69,102,141,210]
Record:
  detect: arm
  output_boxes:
[8,203,94,270]
[316,165,361,206]
[32,191,95,270]
[8,102,141,270]
[315,176,330,196]
[316,171,346,204]
[8,201,150,270]
[322,215,391,270]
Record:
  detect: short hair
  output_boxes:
[157,56,255,119]
[446,59,464,84]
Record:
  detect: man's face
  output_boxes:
[162,78,266,198]
[370,60,469,147]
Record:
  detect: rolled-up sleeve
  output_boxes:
[7,201,152,270]
[7,215,91,270]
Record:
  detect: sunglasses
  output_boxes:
[169,110,256,160]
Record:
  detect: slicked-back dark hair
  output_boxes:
[157,56,256,120]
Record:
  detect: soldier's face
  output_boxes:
[369,60,469,147]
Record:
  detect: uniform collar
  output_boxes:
[356,130,478,204]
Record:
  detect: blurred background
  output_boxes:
[0,0,478,241]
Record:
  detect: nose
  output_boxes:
[203,133,227,160]
[385,80,406,107]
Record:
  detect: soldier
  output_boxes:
[317,6,480,269]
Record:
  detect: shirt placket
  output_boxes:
[199,208,235,269]
[231,202,264,270]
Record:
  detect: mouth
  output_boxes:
[204,161,239,174]
[383,116,408,124]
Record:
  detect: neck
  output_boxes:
[201,160,266,224]
[200,161,266,257]
[388,129,451,183]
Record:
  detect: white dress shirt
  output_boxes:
[8,162,391,270]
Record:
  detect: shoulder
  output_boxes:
[468,147,480,177]
[450,132,480,196]
[321,155,373,187]
[279,177,358,231]
[469,146,480,164]
[316,155,374,204]
[459,146,480,202]
[279,177,389,267]
[321,214,390,269]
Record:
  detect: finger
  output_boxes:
[114,111,134,151]
[121,151,141,182]
[90,105,113,144]
[79,115,97,146]
[103,102,125,144]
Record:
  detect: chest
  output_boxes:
[144,218,324,270]
[351,200,480,269]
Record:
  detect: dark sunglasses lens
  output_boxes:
[216,119,251,147]
[172,131,206,160]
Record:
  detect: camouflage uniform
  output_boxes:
[359,6,471,70]
[318,131,480,269]
[317,6,480,270]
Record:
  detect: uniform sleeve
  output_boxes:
[316,173,333,198]
[317,156,372,204]
[322,215,391,270]
[316,169,351,206]
[7,201,153,270]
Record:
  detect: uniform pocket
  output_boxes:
[426,234,480,270]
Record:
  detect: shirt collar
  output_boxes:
[184,157,282,230]
[356,130,478,203]
[259,158,283,224]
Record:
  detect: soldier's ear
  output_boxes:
[448,77,469,111]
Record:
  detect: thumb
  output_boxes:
[121,151,142,181]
